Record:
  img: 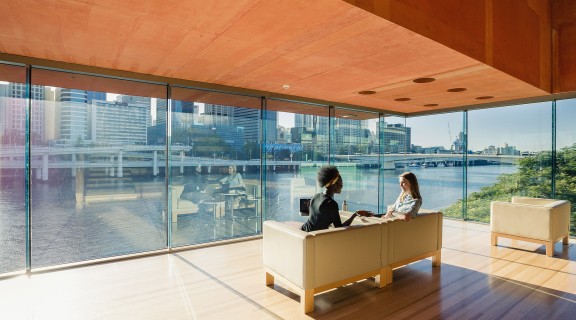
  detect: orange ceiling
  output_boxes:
[0,0,552,115]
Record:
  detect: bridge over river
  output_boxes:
[1,146,523,181]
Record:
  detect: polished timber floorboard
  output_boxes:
[1,219,575,320]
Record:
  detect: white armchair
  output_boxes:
[491,196,571,256]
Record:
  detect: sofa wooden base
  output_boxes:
[265,267,384,313]
[265,253,442,314]
[491,232,569,257]
[385,250,442,285]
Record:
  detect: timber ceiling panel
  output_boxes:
[0,0,550,115]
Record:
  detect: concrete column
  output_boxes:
[180,151,184,174]
[75,168,84,209]
[110,156,115,177]
[71,154,76,177]
[35,168,41,180]
[42,154,49,181]
[208,166,212,173]
[153,151,158,176]
[117,150,123,178]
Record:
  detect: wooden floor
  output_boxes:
[0,219,575,320]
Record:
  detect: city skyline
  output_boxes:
[2,85,574,153]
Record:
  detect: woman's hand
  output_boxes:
[402,214,412,222]
[383,211,395,219]
[354,210,373,217]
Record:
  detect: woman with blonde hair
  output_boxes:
[382,172,422,221]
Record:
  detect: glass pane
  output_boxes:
[381,116,409,208]
[265,99,329,223]
[556,98,576,236]
[0,64,27,274]
[467,102,552,223]
[331,108,380,214]
[170,88,262,246]
[406,112,465,219]
[30,69,167,268]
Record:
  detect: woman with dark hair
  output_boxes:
[382,171,422,221]
[300,165,372,232]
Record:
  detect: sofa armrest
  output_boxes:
[546,201,571,240]
[263,221,315,290]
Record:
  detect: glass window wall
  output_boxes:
[406,112,465,219]
[0,64,27,274]
[467,103,552,223]
[29,69,167,268]
[556,98,576,236]
[2,61,575,276]
[169,88,262,246]
[264,100,328,223]
[331,108,380,214]
[381,116,410,211]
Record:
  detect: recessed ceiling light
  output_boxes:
[341,114,357,118]
[395,98,411,101]
[413,77,436,83]
[423,104,438,107]
[447,88,467,92]
[475,96,494,100]
[358,90,376,95]
[282,84,290,90]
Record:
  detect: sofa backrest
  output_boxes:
[386,211,442,265]
[310,223,383,288]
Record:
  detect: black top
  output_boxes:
[300,193,342,232]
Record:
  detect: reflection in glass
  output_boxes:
[170,88,262,246]
[0,64,27,274]
[265,100,328,223]
[30,69,167,268]
[331,108,380,214]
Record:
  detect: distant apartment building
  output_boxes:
[91,100,149,145]
[382,122,411,153]
[203,104,275,143]
[482,143,520,155]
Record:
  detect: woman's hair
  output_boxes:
[317,165,340,188]
[229,165,237,174]
[400,171,421,199]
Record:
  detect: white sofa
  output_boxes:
[491,196,571,256]
[263,210,443,313]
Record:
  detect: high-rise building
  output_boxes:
[56,88,89,142]
[204,104,234,126]
[91,100,149,145]
[381,122,411,153]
